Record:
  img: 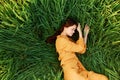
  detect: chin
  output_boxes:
[67,33,73,37]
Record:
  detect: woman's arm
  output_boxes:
[56,37,86,54]
[84,24,90,44]
[77,23,83,38]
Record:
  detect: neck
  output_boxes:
[60,31,67,36]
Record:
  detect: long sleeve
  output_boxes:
[56,36,86,54]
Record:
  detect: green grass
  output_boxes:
[0,0,120,80]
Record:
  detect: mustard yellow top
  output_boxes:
[55,35,86,66]
[55,35,108,80]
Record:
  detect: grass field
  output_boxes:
[0,0,120,80]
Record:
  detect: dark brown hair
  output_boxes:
[45,18,78,44]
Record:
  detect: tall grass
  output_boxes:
[0,0,120,80]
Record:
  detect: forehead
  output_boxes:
[68,25,77,29]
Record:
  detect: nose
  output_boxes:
[73,30,75,33]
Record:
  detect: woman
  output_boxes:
[46,18,108,80]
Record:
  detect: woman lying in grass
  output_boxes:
[46,18,108,80]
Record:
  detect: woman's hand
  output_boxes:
[77,23,83,38]
[77,23,81,32]
[84,24,90,44]
[84,24,90,36]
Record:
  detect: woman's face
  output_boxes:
[64,25,77,36]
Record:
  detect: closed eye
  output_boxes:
[72,28,76,31]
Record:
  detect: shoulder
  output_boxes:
[55,35,69,49]
[56,35,70,46]
[56,35,69,42]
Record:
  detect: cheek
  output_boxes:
[66,30,71,35]
[69,29,73,34]
[69,30,74,36]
